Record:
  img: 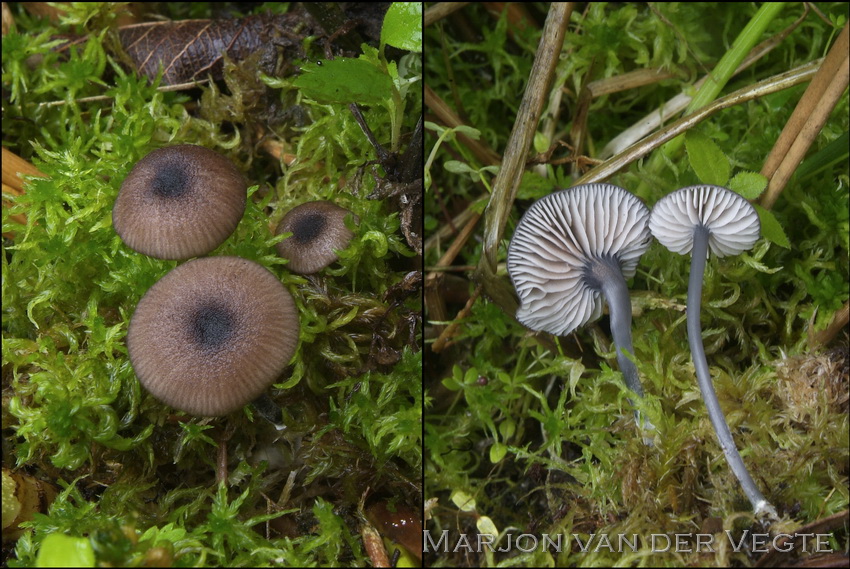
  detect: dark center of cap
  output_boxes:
[189,301,235,350]
[151,160,191,199]
[291,213,327,244]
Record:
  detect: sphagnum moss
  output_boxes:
[3,2,421,566]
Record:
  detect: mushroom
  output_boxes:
[275,200,358,274]
[649,184,776,518]
[127,256,299,416]
[113,144,247,260]
[507,183,653,400]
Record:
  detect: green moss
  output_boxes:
[425,2,848,566]
[3,3,420,566]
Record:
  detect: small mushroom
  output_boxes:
[649,184,776,519]
[113,144,247,260]
[127,256,299,416]
[508,183,652,399]
[275,200,357,274]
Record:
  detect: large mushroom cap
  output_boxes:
[113,144,247,260]
[649,185,760,257]
[127,256,299,416]
[275,201,357,274]
[507,183,652,336]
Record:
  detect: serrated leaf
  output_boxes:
[740,250,782,274]
[729,171,768,199]
[753,204,790,249]
[685,130,730,186]
[381,2,422,52]
[292,58,392,105]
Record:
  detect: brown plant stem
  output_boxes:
[475,2,572,307]
[760,22,849,210]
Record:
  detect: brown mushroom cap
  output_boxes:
[127,256,299,416]
[275,201,357,274]
[113,145,247,260]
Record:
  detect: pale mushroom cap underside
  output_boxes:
[649,185,760,258]
[507,183,652,337]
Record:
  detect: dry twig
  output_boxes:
[760,23,849,209]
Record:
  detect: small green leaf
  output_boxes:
[36,533,95,568]
[533,131,550,154]
[476,515,499,537]
[381,2,422,52]
[293,58,393,106]
[498,418,516,439]
[729,171,768,199]
[753,204,790,249]
[450,125,481,139]
[450,490,477,512]
[685,130,730,186]
[489,441,507,463]
[444,160,478,175]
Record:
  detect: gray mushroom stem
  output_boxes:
[507,184,654,438]
[586,255,644,398]
[688,226,776,519]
